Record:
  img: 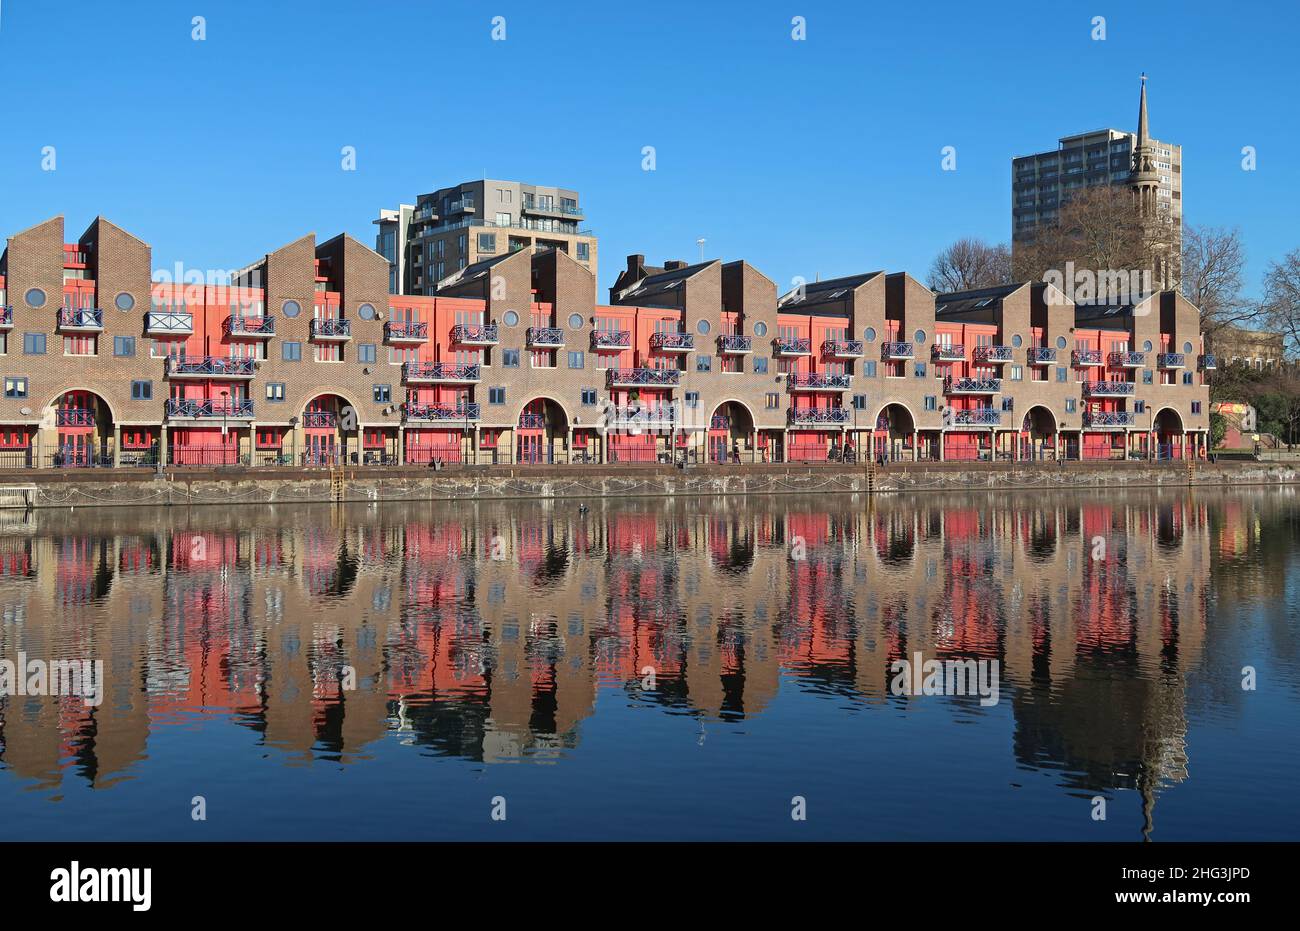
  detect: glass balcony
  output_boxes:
[1083,411,1137,428]
[973,345,1014,363]
[57,307,104,331]
[882,341,914,360]
[788,407,851,426]
[403,362,481,383]
[385,321,428,343]
[944,377,1002,394]
[310,318,352,340]
[165,398,255,419]
[526,326,565,348]
[591,330,632,351]
[224,316,275,338]
[933,344,966,361]
[404,402,480,422]
[607,368,681,387]
[1072,349,1104,366]
[166,356,256,379]
[1108,351,1147,367]
[147,310,195,336]
[449,323,497,345]
[1083,380,1136,397]
[1157,352,1186,368]
[787,372,851,391]
[775,337,812,356]
[1027,347,1057,364]
[718,334,753,354]
[822,339,863,358]
[650,332,695,352]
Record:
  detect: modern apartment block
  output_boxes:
[374,179,597,296]
[0,213,1212,470]
[1012,77,1182,286]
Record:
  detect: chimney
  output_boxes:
[664,260,687,271]
[626,254,645,277]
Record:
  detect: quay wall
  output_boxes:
[1,462,1298,510]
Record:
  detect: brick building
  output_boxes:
[0,214,1211,468]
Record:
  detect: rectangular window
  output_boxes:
[685,391,699,408]
[282,341,302,362]
[503,349,520,368]
[23,333,46,355]
[1001,396,1014,412]
[576,242,590,261]
[131,380,152,400]
[478,233,497,253]
[1191,401,1202,414]
[924,395,937,411]
[1056,367,1067,382]
[914,362,926,378]
[267,382,285,401]
[1135,400,1146,413]
[766,393,780,409]
[373,384,391,404]
[1183,372,1194,385]
[581,388,597,405]
[1143,370,1154,384]
[753,357,768,374]
[358,343,377,364]
[114,336,136,357]
[1065,398,1077,413]
[1010,365,1023,381]
[489,387,506,405]
[567,351,584,369]
[864,361,877,377]
[4,377,27,399]
[697,355,712,372]
[852,394,866,410]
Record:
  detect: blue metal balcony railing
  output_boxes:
[1027,347,1057,364]
[165,398,254,419]
[607,368,681,387]
[953,408,1001,426]
[1157,352,1186,368]
[1108,351,1147,367]
[592,330,632,351]
[776,337,812,355]
[933,344,966,361]
[403,362,481,382]
[1083,411,1137,428]
[404,403,480,422]
[302,411,337,428]
[57,307,104,329]
[611,405,677,427]
[718,334,753,353]
[449,323,497,344]
[1072,349,1104,366]
[0,306,12,327]
[385,320,429,342]
[788,407,852,425]
[710,414,730,429]
[1200,354,1218,370]
[973,345,1014,363]
[224,316,275,337]
[944,377,1002,394]
[650,332,695,351]
[147,310,195,334]
[1083,380,1136,397]
[526,326,565,347]
[55,408,95,427]
[822,339,863,357]
[166,356,257,378]
[882,341,914,359]
[518,412,546,429]
[310,318,352,339]
[787,372,851,391]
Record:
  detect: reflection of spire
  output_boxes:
[1140,769,1155,842]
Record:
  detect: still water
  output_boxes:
[1,489,1297,841]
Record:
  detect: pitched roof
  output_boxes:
[777,271,881,309]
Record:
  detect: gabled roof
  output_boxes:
[434,251,518,291]
[934,283,1027,317]
[777,271,882,309]
[615,260,716,303]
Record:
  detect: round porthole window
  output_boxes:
[115,292,135,312]
[1056,336,1068,349]
[24,288,46,308]
[697,319,711,335]
[503,310,519,327]
[1143,340,1153,352]
[754,322,768,337]
[568,313,584,329]
[914,329,926,344]
[358,303,377,321]
[282,300,301,318]
[864,327,876,342]
[1183,341,1193,354]
[1012,334,1023,348]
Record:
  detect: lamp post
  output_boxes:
[220,390,229,467]
[289,415,298,467]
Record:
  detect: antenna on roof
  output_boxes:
[697,238,706,262]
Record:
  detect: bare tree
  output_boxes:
[927,238,1012,293]
[1262,248,1300,358]
[1182,225,1256,342]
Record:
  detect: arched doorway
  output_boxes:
[301,393,357,466]
[49,389,113,468]
[708,400,754,463]
[1154,408,1185,460]
[1020,405,1057,461]
[873,404,914,463]
[517,397,568,464]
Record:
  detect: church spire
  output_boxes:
[1137,72,1149,146]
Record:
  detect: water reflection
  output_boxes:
[1,489,1297,836]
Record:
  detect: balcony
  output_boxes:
[224,316,275,338]
[165,398,255,420]
[302,410,337,428]
[822,339,863,359]
[607,368,681,387]
[788,407,851,427]
[1083,380,1136,397]
[447,197,475,214]
[523,201,584,220]
[952,408,1001,427]
[882,341,914,360]
[526,326,565,348]
[1200,354,1218,371]
[1157,352,1186,368]
[1108,351,1147,368]
[0,306,11,330]
[384,320,428,344]
[166,356,256,379]
[1083,411,1137,429]
[449,323,498,346]
[310,318,352,341]
[404,402,481,422]
[610,404,677,428]
[57,307,104,332]
[933,344,966,362]
[403,362,481,384]
[1027,347,1057,364]
[718,334,753,354]
[973,345,1014,364]
[786,372,851,392]
[650,332,695,352]
[1072,349,1104,366]
[591,330,632,352]
[147,310,194,336]
[775,337,812,356]
[944,377,1002,395]
[55,408,95,427]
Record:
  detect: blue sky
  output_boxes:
[1,0,1295,298]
